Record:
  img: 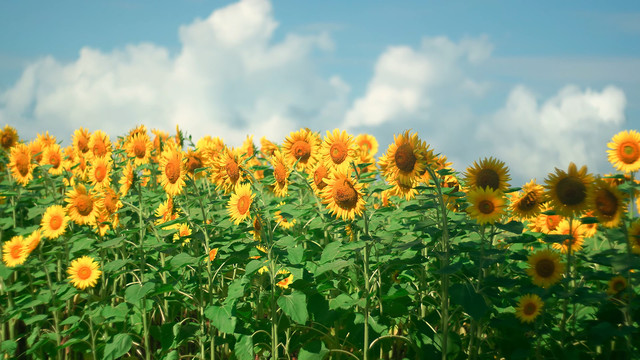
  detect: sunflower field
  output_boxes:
[0,124,639,360]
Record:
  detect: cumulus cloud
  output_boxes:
[0,0,347,145]
[477,85,626,182]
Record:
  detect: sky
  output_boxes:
[1,0,639,184]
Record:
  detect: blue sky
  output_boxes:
[1,0,639,183]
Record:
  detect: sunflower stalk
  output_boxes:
[136,181,151,360]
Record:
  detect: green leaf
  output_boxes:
[103,334,132,360]
[1,340,17,355]
[315,259,352,276]
[225,277,247,303]
[24,314,48,325]
[169,253,198,269]
[204,305,237,334]
[234,334,254,360]
[245,259,266,276]
[299,340,329,360]
[125,282,156,304]
[60,315,81,326]
[319,242,342,264]
[495,220,524,234]
[102,303,129,322]
[277,290,308,325]
[103,259,131,272]
[449,283,488,320]
[287,245,304,264]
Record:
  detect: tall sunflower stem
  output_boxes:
[559,218,573,346]
[363,240,371,360]
[136,182,151,360]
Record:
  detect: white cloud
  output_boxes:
[477,84,626,182]
[0,0,346,146]
[343,35,493,129]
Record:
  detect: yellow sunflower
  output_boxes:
[515,294,544,323]
[591,179,626,228]
[607,275,627,295]
[125,132,153,166]
[65,184,99,226]
[211,147,245,193]
[88,130,112,159]
[228,183,254,225]
[260,136,279,158]
[551,219,585,254]
[28,139,44,164]
[509,179,544,220]
[270,150,290,197]
[277,271,294,290]
[544,162,593,217]
[388,176,419,201]
[321,169,366,221]
[166,223,192,245]
[607,130,640,173]
[466,187,506,225]
[96,186,122,231]
[209,248,219,261]
[282,128,320,173]
[2,236,29,267]
[308,161,331,196]
[530,204,564,233]
[25,229,42,254]
[0,125,19,150]
[250,216,263,241]
[628,220,640,255]
[41,205,70,240]
[88,156,113,189]
[464,157,511,192]
[526,249,565,288]
[8,143,34,186]
[37,131,57,148]
[197,136,225,167]
[155,196,179,225]
[378,130,428,186]
[159,144,186,196]
[354,133,379,157]
[274,203,296,230]
[321,129,356,172]
[42,143,64,176]
[67,256,102,290]
[72,127,91,156]
[184,149,206,180]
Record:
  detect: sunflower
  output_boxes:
[274,203,296,230]
[308,162,331,196]
[211,147,244,193]
[378,130,428,186]
[466,187,506,225]
[8,143,34,186]
[71,153,89,181]
[509,180,544,220]
[321,169,366,221]
[544,163,593,217]
[88,130,112,159]
[209,248,219,261]
[196,136,225,167]
[0,125,19,150]
[151,129,172,157]
[388,176,419,201]
[88,156,113,189]
[41,205,70,240]
[270,150,290,197]
[354,133,379,157]
[72,127,91,156]
[159,144,186,196]
[591,179,626,228]
[25,229,42,254]
[37,131,57,148]
[530,204,564,233]
[515,294,544,323]
[42,143,64,176]
[526,249,565,288]
[65,184,99,226]
[2,236,28,267]
[119,161,135,196]
[321,129,356,172]
[464,157,511,192]
[228,183,254,225]
[282,128,320,173]
[607,275,627,295]
[551,219,585,254]
[607,130,640,173]
[628,220,640,255]
[167,223,192,245]
[250,216,263,241]
[155,196,179,225]
[125,132,153,166]
[97,186,122,230]
[67,256,102,290]
[184,149,206,179]
[260,136,279,157]
[276,269,294,289]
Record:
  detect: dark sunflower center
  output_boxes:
[15,152,30,176]
[274,163,287,184]
[50,215,62,230]
[535,258,555,279]
[133,141,147,158]
[555,176,586,206]
[476,169,500,190]
[77,266,92,280]
[333,179,358,209]
[253,217,262,232]
[93,141,107,157]
[165,160,181,184]
[595,189,618,217]
[330,142,348,164]
[517,191,538,212]
[78,137,89,153]
[291,140,311,162]
[237,195,250,215]
[478,199,495,214]
[1,133,15,149]
[620,142,640,164]
[104,194,117,214]
[75,195,94,216]
[523,302,537,316]
[225,160,240,183]
[314,165,328,190]
[394,143,416,173]
[186,155,203,173]
[613,279,626,292]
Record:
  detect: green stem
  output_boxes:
[363,241,371,360]
[136,182,151,360]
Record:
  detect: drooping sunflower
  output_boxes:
[72,127,91,156]
[2,236,28,267]
[590,179,626,228]
[96,186,122,230]
[321,129,356,172]
[260,136,279,158]
[509,179,544,220]
[515,294,544,323]
[41,205,70,240]
[167,223,192,245]
[270,150,290,197]
[464,157,511,192]
[87,130,112,159]
[308,161,331,196]
[551,219,585,254]
[67,256,102,290]
[211,147,245,193]
[354,133,379,158]
[42,143,64,176]
[0,125,19,150]
[197,136,225,167]
[388,176,419,201]
[321,169,366,221]
[228,183,254,225]
[8,143,34,186]
[544,162,593,217]
[25,229,42,254]
[184,149,206,180]
[378,130,428,186]
[530,204,564,233]
[466,187,506,225]
[125,132,153,166]
[628,220,640,255]
[88,156,113,189]
[607,275,628,295]
[526,249,565,288]
[154,196,179,225]
[607,130,640,173]
[119,161,135,196]
[159,144,186,196]
[65,184,99,226]
[282,128,321,173]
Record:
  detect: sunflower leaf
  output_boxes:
[278,291,308,325]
